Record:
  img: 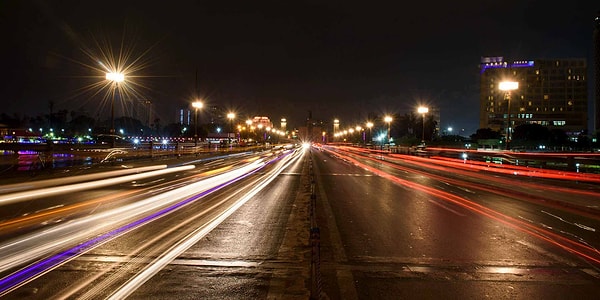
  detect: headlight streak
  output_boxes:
[321,147,600,266]
[0,165,167,194]
[0,151,298,296]
[107,149,301,299]
[174,151,253,168]
[0,165,195,206]
[0,160,258,294]
[0,157,267,232]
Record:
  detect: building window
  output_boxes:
[544,95,549,100]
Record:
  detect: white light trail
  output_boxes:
[0,165,193,206]
[0,159,264,274]
[108,150,303,299]
[0,165,167,194]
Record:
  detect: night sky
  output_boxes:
[1,0,597,135]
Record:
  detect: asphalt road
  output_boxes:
[2,144,600,299]
[0,148,312,299]
[311,145,600,299]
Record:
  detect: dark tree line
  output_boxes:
[470,124,593,150]
[0,111,210,138]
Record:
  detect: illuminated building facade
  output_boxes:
[480,57,588,140]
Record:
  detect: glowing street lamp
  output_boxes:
[333,119,340,139]
[499,81,519,150]
[192,100,203,146]
[384,116,393,145]
[227,112,235,130]
[227,112,235,143]
[106,72,124,147]
[417,106,429,143]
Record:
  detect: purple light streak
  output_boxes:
[0,150,293,295]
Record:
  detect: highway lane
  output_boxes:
[0,152,259,239]
[3,142,600,299]
[0,147,311,298]
[312,145,600,299]
[328,145,600,260]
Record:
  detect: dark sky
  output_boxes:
[1,0,597,135]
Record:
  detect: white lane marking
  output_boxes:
[428,199,466,216]
[542,210,596,232]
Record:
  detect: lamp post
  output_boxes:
[245,119,252,140]
[192,100,203,147]
[333,119,340,140]
[227,112,235,144]
[106,72,124,148]
[417,106,429,144]
[384,116,392,146]
[499,81,519,150]
[355,125,363,144]
[366,121,373,146]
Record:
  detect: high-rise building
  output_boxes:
[177,108,193,125]
[479,57,587,140]
[132,99,153,127]
[594,11,600,132]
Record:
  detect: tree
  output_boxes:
[470,128,501,140]
[69,115,95,136]
[548,129,569,147]
[512,124,550,141]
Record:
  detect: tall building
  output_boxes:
[177,108,193,125]
[132,99,153,127]
[480,57,587,140]
[594,11,600,132]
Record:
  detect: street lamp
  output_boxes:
[366,121,373,145]
[384,116,392,146]
[417,106,429,144]
[106,72,124,147]
[333,119,340,140]
[499,81,518,150]
[192,100,203,147]
[245,119,253,140]
[227,112,235,143]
